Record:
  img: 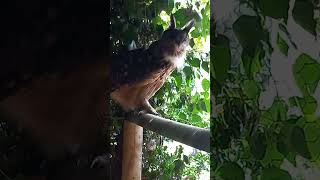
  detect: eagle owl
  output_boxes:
[111,14,195,115]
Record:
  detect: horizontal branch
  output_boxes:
[126,113,210,153]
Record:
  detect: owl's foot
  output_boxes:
[141,100,159,115]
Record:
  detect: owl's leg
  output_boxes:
[140,99,159,115]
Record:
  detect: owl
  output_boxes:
[111,14,195,115]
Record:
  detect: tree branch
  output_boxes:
[126,112,210,153]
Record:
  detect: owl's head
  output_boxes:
[161,14,195,48]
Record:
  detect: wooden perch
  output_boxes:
[121,121,143,180]
[126,112,210,153]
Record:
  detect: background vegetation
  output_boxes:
[110,0,210,179]
[212,0,320,179]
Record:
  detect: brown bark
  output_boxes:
[121,121,143,180]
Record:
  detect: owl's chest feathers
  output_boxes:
[110,64,175,111]
[163,52,186,67]
[161,46,187,68]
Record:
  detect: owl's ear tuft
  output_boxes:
[168,14,176,29]
[182,19,195,33]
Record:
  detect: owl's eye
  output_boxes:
[175,33,188,44]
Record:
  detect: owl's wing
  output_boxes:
[111,47,168,91]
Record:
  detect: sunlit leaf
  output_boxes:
[189,57,201,67]
[202,79,210,91]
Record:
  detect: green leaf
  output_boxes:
[277,33,289,56]
[268,98,288,121]
[174,8,195,27]
[292,0,317,36]
[242,47,263,78]
[192,114,202,122]
[293,54,320,96]
[198,101,207,112]
[174,159,185,172]
[291,126,311,159]
[261,141,285,167]
[241,80,260,99]
[189,57,201,67]
[299,118,320,160]
[201,61,209,73]
[260,0,289,20]
[168,0,175,12]
[260,111,274,126]
[202,79,210,91]
[175,75,183,88]
[152,16,164,26]
[302,121,320,142]
[239,139,252,160]
[216,162,245,180]
[191,29,202,38]
[308,139,320,162]
[205,99,210,112]
[183,66,193,80]
[277,123,295,156]
[249,131,267,160]
[298,95,317,114]
[178,112,187,120]
[212,35,231,84]
[261,167,292,180]
[233,15,268,56]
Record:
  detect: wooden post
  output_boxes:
[121,121,143,180]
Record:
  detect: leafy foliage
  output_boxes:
[212,0,320,179]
